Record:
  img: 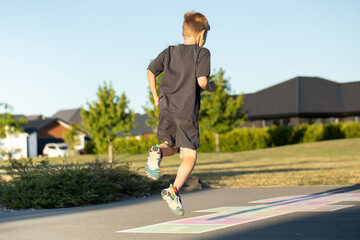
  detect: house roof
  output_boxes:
[26,115,45,121]
[24,118,70,131]
[13,115,27,121]
[52,108,82,124]
[130,114,154,136]
[242,77,360,119]
[52,108,154,136]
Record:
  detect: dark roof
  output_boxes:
[130,114,154,136]
[13,115,27,121]
[24,128,37,134]
[26,115,45,121]
[24,118,69,131]
[51,109,154,136]
[242,77,360,119]
[52,108,82,124]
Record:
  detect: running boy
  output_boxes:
[145,12,216,216]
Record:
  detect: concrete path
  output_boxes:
[1,185,359,240]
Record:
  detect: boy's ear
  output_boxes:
[200,29,206,39]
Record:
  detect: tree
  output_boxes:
[0,103,27,158]
[80,82,135,162]
[63,122,82,152]
[143,72,162,130]
[0,103,27,139]
[199,68,245,152]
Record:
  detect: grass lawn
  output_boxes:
[1,138,359,187]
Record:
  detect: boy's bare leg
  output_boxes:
[173,147,197,189]
[159,142,178,157]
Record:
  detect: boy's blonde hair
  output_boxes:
[182,12,210,38]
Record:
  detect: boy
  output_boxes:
[145,12,216,216]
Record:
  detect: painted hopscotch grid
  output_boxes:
[118,193,360,234]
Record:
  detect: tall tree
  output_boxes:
[199,68,245,152]
[80,82,135,162]
[143,72,162,130]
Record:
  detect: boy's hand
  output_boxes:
[197,76,216,92]
[209,81,216,92]
[154,96,160,107]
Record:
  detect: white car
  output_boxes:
[43,143,69,157]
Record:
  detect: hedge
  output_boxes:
[216,128,270,153]
[0,158,163,209]
[85,122,360,154]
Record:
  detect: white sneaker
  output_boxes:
[161,185,184,216]
[145,146,162,180]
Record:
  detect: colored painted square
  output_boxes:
[273,204,353,212]
[203,207,283,219]
[250,195,306,203]
[168,217,256,225]
[120,224,225,233]
[325,197,360,202]
[119,192,359,234]
[285,200,337,206]
[195,206,255,213]
[238,210,288,218]
[334,193,360,197]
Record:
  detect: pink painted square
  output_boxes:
[169,217,256,225]
[285,200,337,206]
[333,193,360,197]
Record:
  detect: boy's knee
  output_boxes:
[182,147,197,158]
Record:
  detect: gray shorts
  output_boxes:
[157,113,200,149]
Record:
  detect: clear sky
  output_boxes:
[1,0,359,117]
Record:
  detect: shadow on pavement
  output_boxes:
[194,184,360,240]
[197,204,360,240]
[194,167,334,179]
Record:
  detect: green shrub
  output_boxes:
[291,124,308,143]
[142,135,159,152]
[302,124,324,143]
[0,158,157,209]
[219,128,270,152]
[267,126,293,146]
[300,123,348,143]
[198,132,216,152]
[322,123,345,140]
[85,122,360,154]
[341,122,360,138]
[112,135,158,154]
[85,141,96,154]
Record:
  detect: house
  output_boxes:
[53,108,154,137]
[0,128,29,160]
[0,114,86,158]
[241,77,360,127]
[24,117,85,155]
[0,115,37,159]
[130,114,155,138]
[52,109,82,124]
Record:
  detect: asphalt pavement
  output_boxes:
[1,185,359,240]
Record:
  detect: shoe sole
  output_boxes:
[145,167,160,180]
[145,146,161,180]
[161,189,184,216]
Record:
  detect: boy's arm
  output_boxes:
[147,69,160,107]
[197,76,216,92]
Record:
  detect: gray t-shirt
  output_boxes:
[148,44,211,120]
